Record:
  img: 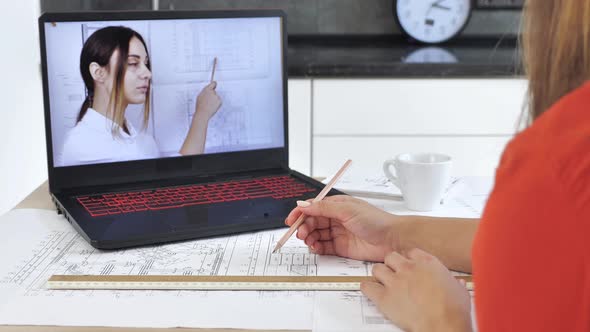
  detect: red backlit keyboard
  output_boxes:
[76,175,317,217]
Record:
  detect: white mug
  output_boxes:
[383,153,452,211]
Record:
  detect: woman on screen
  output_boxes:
[60,26,221,166]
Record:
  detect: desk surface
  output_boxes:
[6,181,306,332]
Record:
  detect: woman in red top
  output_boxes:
[285,1,590,331]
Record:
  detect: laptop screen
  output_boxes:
[44,16,285,168]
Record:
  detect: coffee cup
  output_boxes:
[383,153,452,211]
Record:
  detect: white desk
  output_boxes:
[5,181,304,332]
[5,179,485,332]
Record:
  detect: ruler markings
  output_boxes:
[47,275,473,291]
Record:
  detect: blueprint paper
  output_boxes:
[313,291,403,332]
[0,209,321,329]
[0,177,490,330]
[311,177,491,331]
[363,176,493,218]
[323,173,403,200]
[312,292,477,332]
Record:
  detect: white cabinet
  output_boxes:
[314,136,512,177]
[311,79,528,177]
[287,79,312,175]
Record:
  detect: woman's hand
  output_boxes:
[180,82,222,155]
[194,81,222,121]
[285,195,403,262]
[363,249,472,332]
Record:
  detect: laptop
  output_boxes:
[38,10,339,249]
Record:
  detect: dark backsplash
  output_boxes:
[41,0,522,37]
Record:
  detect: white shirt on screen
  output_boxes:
[58,108,160,167]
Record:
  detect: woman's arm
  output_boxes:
[180,82,222,155]
[397,216,478,273]
[180,112,211,155]
[287,196,478,272]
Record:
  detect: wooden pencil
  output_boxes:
[272,159,352,253]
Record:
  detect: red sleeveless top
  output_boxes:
[472,82,590,331]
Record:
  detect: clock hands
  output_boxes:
[433,3,451,11]
[425,0,451,26]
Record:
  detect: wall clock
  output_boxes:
[394,0,473,44]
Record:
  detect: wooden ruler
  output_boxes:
[47,275,473,291]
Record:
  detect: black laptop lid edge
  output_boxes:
[38,10,289,194]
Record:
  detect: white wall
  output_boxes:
[0,1,46,215]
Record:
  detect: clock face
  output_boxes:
[395,0,472,44]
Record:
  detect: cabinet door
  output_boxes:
[313,136,512,177]
[313,79,527,135]
[311,79,527,177]
[287,79,312,175]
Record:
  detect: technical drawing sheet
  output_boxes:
[313,291,403,332]
[360,176,493,218]
[310,177,489,332]
[0,209,391,330]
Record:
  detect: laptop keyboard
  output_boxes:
[76,175,318,217]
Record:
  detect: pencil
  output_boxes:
[210,56,217,83]
[272,159,352,253]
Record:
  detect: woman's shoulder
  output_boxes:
[60,118,116,166]
[534,81,590,137]
[62,120,108,149]
[500,82,590,214]
[515,81,590,146]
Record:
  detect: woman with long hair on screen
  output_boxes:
[60,26,221,166]
[286,1,589,331]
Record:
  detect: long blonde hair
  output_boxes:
[522,0,590,124]
[79,26,151,135]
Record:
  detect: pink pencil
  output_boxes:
[272,159,352,253]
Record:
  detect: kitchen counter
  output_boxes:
[287,36,522,78]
